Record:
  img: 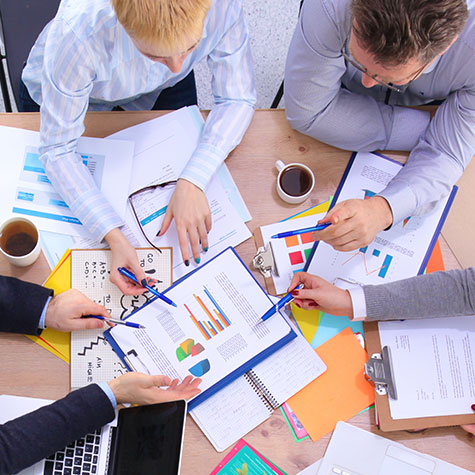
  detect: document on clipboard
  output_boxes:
[364,317,475,431]
[104,247,297,411]
[304,152,457,287]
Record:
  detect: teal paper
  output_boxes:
[311,313,364,349]
[216,445,281,474]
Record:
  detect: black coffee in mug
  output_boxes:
[0,220,38,257]
[279,165,313,197]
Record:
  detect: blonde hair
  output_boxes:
[112,0,211,55]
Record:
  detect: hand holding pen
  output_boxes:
[118,267,177,307]
[258,283,305,324]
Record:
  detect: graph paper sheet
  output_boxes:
[70,248,172,389]
[305,152,456,288]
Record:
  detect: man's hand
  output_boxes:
[313,197,393,251]
[158,179,211,266]
[108,373,202,405]
[105,228,148,295]
[45,289,110,331]
[288,272,354,318]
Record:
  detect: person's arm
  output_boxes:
[0,276,53,335]
[284,0,431,153]
[35,19,146,293]
[0,373,201,474]
[159,0,256,264]
[362,268,475,321]
[287,268,475,321]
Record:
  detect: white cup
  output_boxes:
[275,160,315,204]
[0,217,42,267]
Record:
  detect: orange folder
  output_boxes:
[287,327,374,442]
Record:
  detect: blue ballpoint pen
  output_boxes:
[271,222,331,239]
[258,283,304,324]
[88,315,145,329]
[117,267,178,307]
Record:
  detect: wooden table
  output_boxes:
[0,110,473,474]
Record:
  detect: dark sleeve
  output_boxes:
[0,276,53,335]
[0,384,115,474]
[363,268,475,321]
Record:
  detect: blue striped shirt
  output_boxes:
[23,0,256,241]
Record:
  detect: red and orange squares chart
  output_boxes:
[285,232,315,271]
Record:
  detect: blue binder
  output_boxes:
[105,246,297,411]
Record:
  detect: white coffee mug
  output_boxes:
[275,160,315,204]
[0,217,42,267]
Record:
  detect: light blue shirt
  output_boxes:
[23,0,256,241]
[284,0,475,225]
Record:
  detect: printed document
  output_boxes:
[108,107,252,280]
[306,152,454,287]
[106,248,294,403]
[0,125,134,238]
[379,316,475,419]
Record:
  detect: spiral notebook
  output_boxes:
[190,319,326,451]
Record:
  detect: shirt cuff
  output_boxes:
[69,188,125,242]
[39,296,52,329]
[378,180,418,227]
[348,286,367,321]
[179,143,226,191]
[386,107,431,151]
[98,381,117,409]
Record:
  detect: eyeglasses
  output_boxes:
[340,39,427,93]
[128,180,177,253]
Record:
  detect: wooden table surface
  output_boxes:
[0,110,473,474]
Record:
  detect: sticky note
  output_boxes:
[287,327,374,442]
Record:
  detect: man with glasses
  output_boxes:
[20,0,256,294]
[284,0,474,252]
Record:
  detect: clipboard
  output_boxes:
[104,246,297,411]
[364,321,475,431]
[253,227,279,295]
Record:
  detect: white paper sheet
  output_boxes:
[108,106,251,280]
[0,126,134,238]
[108,248,293,401]
[379,316,475,419]
[306,152,453,287]
[259,213,325,294]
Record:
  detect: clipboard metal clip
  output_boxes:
[252,243,279,278]
[364,345,398,400]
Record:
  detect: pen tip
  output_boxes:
[270,234,277,239]
[172,302,178,307]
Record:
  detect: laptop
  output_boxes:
[0,395,186,475]
[300,421,472,475]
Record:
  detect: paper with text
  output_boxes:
[70,248,172,390]
[306,152,454,287]
[379,316,475,419]
[107,248,294,405]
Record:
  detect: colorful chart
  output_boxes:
[189,358,211,377]
[176,339,204,361]
[284,232,315,273]
[343,246,393,279]
[184,287,231,341]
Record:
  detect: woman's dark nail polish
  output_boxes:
[184,260,190,267]
[156,229,161,237]
[291,290,299,296]
[308,302,317,307]
[294,302,301,308]
[471,404,475,412]
[204,247,208,252]
[141,278,148,288]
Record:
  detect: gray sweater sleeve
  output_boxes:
[363,268,475,321]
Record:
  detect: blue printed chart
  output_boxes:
[306,152,455,287]
[0,125,134,239]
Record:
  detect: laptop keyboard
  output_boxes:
[44,428,102,475]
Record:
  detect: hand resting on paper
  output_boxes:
[288,272,354,318]
[108,373,202,405]
[312,197,393,251]
[158,179,211,266]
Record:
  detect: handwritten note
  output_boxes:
[70,248,172,389]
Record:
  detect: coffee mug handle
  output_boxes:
[275,160,286,172]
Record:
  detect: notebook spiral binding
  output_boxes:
[244,370,280,411]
